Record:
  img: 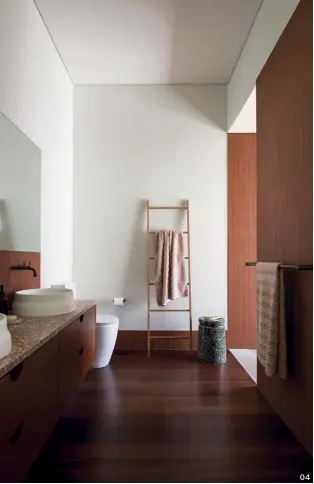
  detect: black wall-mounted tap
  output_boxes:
[10,262,38,278]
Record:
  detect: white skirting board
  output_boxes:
[230,349,257,383]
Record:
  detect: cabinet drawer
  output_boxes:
[77,306,96,379]
[58,307,96,413]
[58,317,83,412]
[0,338,58,482]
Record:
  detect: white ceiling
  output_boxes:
[34,0,262,85]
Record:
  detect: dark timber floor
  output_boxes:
[28,351,312,483]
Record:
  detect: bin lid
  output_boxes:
[199,316,225,328]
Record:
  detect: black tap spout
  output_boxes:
[10,264,38,278]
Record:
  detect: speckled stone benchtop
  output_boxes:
[0,301,96,379]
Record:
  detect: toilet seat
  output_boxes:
[96,314,119,326]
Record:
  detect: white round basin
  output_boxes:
[12,288,76,317]
[0,314,12,359]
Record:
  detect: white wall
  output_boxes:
[229,87,256,133]
[0,114,41,252]
[0,0,73,285]
[74,86,227,330]
[227,0,299,130]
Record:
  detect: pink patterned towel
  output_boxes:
[154,230,188,307]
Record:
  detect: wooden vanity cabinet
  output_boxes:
[0,337,58,482]
[0,306,96,482]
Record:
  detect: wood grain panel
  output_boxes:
[116,330,198,352]
[256,0,313,454]
[227,134,257,349]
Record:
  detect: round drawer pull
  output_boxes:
[80,315,84,323]
[9,422,24,445]
[9,362,24,382]
[79,347,84,356]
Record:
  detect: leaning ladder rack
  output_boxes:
[146,200,192,357]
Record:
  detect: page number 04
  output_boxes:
[300,475,311,481]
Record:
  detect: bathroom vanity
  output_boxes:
[0,301,96,482]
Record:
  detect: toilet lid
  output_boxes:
[96,314,119,326]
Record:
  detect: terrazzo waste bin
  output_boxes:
[198,316,226,364]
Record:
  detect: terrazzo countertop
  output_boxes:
[0,300,96,379]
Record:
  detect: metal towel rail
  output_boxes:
[245,262,313,270]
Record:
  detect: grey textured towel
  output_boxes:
[256,262,287,379]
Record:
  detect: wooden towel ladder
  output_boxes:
[146,200,192,357]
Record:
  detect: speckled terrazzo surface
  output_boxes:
[0,301,96,379]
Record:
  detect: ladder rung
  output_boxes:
[149,206,187,210]
[149,335,191,340]
[149,231,188,234]
[149,257,189,260]
[150,309,190,312]
[146,200,192,357]
[149,282,189,286]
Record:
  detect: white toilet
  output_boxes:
[93,314,119,368]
